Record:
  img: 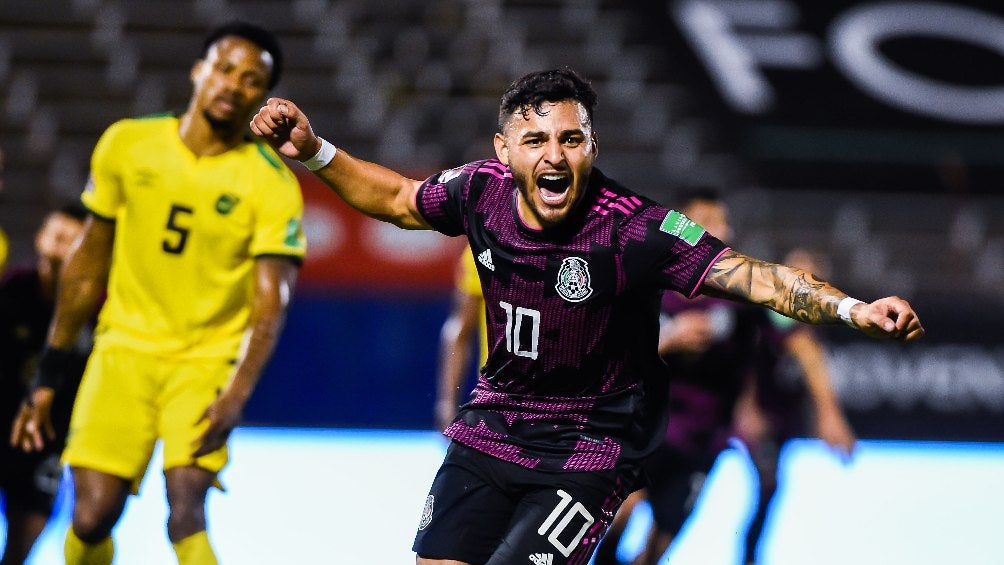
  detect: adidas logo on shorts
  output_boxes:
[529,553,553,565]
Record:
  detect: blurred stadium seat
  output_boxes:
[1,0,1001,306]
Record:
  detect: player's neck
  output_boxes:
[178,109,245,157]
[37,259,57,302]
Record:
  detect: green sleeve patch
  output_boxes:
[284,217,305,247]
[659,210,705,246]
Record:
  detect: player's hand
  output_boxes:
[850,296,924,341]
[192,392,243,459]
[249,97,321,162]
[659,309,714,355]
[732,394,769,444]
[10,387,56,452]
[815,405,856,464]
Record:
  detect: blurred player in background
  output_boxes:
[595,191,856,565]
[733,246,855,565]
[435,248,487,431]
[0,146,9,276]
[2,205,89,565]
[252,67,921,565]
[11,22,305,565]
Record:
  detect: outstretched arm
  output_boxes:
[250,98,429,230]
[702,249,924,340]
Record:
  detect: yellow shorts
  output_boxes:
[63,344,233,493]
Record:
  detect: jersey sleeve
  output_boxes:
[248,154,307,260]
[415,161,485,236]
[626,206,729,298]
[81,120,128,220]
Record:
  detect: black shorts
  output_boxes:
[641,442,715,534]
[413,442,641,565]
[0,444,64,514]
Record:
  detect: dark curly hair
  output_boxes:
[202,21,284,89]
[498,68,597,132]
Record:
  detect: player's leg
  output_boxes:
[0,451,64,565]
[61,345,161,565]
[592,488,647,565]
[0,504,48,565]
[413,443,517,565]
[741,436,781,565]
[165,466,218,565]
[634,447,711,565]
[64,467,130,565]
[158,357,233,565]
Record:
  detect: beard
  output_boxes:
[512,168,583,229]
[202,109,241,136]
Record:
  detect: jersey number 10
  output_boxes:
[500,301,540,360]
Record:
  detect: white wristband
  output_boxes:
[837,297,865,327]
[300,138,337,171]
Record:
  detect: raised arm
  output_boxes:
[702,249,924,340]
[250,97,429,230]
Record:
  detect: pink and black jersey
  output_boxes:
[752,311,815,439]
[415,159,728,472]
[660,293,766,460]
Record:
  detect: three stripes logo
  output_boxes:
[477,248,495,271]
[529,553,553,565]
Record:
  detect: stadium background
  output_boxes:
[1,1,1002,563]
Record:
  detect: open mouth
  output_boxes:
[537,173,571,204]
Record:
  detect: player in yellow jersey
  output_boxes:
[0,226,7,277]
[11,22,305,565]
[434,248,489,431]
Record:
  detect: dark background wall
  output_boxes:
[2,0,1002,439]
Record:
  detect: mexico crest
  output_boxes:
[555,256,593,302]
[418,495,435,530]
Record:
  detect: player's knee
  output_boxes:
[166,503,207,542]
[71,505,118,543]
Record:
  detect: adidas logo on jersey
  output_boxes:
[529,553,553,565]
[478,248,495,271]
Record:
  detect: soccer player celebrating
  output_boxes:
[12,22,305,565]
[251,67,922,565]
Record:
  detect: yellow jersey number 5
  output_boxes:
[163,203,194,254]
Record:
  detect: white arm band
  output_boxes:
[300,138,337,171]
[837,297,865,327]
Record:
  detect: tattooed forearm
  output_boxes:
[789,272,828,322]
[703,249,845,324]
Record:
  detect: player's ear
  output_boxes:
[493,132,509,165]
[190,59,206,86]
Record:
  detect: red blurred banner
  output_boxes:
[295,171,467,293]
